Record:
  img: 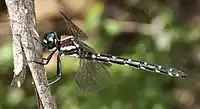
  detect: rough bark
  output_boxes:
[5,0,57,108]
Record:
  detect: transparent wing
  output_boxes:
[75,59,110,93]
[60,11,88,41]
[76,40,112,67]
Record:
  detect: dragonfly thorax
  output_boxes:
[60,35,79,52]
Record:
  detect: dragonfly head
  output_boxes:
[43,32,57,49]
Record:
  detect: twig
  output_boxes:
[5,0,57,108]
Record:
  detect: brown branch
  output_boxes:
[33,82,44,109]
[5,0,57,108]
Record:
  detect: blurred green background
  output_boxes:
[0,0,197,109]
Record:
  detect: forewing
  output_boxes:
[60,11,88,41]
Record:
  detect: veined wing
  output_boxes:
[75,59,110,93]
[60,11,88,41]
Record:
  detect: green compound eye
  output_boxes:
[47,32,55,42]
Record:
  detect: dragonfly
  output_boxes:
[37,11,187,93]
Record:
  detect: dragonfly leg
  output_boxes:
[47,54,63,85]
[33,37,46,47]
[32,49,57,65]
[42,49,57,65]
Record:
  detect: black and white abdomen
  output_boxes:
[87,53,187,78]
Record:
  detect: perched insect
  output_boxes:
[37,11,187,93]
